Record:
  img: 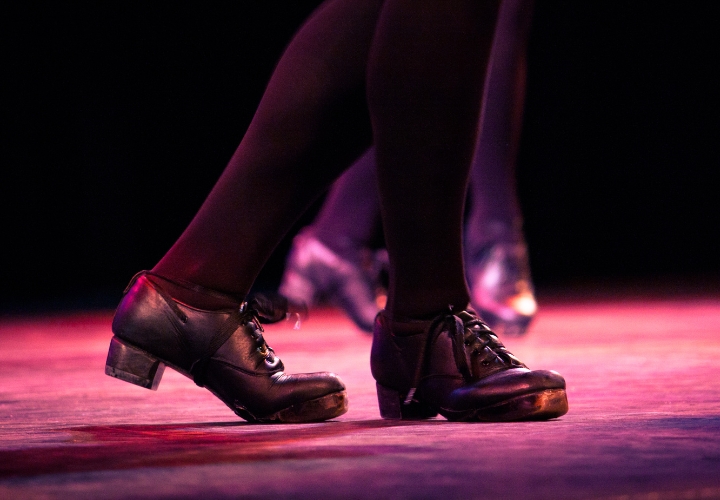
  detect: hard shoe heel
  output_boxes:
[105,336,165,390]
[376,383,437,420]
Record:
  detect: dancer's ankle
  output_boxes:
[146,271,242,311]
[384,295,472,324]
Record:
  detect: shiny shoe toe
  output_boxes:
[466,242,538,336]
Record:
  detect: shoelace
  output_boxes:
[452,311,524,379]
[188,300,283,387]
[404,308,525,405]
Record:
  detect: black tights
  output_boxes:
[153,0,500,319]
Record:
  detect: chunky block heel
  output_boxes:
[105,336,165,390]
[376,383,437,420]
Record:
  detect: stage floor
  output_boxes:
[1,292,720,499]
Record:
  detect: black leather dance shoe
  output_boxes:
[466,242,537,336]
[371,308,567,421]
[106,271,348,423]
[279,232,383,332]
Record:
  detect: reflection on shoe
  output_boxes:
[467,242,537,336]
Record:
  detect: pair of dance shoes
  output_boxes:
[107,272,566,423]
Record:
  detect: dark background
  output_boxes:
[2,1,719,311]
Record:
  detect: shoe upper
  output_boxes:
[112,273,345,419]
[371,308,565,413]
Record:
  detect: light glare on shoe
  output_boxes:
[509,293,537,316]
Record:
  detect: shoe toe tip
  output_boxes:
[300,371,346,394]
[531,369,566,390]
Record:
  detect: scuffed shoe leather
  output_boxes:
[466,242,538,336]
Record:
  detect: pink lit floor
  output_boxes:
[1,292,720,499]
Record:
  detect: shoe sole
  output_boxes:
[105,336,348,423]
[441,388,569,422]
[376,382,568,422]
[244,390,348,423]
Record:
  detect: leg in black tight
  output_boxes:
[153,0,382,304]
[368,0,500,319]
[366,0,565,425]
[464,0,537,335]
[465,0,534,250]
[109,0,384,424]
[310,147,380,257]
